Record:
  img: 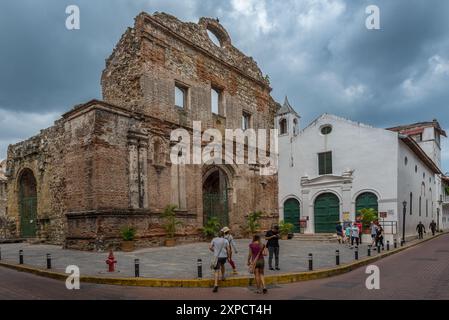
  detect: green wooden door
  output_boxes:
[19,169,38,238]
[203,190,229,227]
[314,193,340,233]
[355,192,378,218]
[20,196,37,237]
[284,198,300,233]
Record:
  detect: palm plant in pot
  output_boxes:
[279,220,294,240]
[120,226,136,252]
[162,204,183,247]
[358,208,378,234]
[201,217,221,240]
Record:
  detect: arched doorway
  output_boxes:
[203,167,229,227]
[18,169,37,237]
[284,198,300,233]
[355,192,378,218]
[314,193,340,233]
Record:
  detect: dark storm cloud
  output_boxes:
[0,0,448,170]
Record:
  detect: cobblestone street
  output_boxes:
[0,238,377,278]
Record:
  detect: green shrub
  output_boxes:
[162,204,183,239]
[201,217,221,239]
[358,208,378,229]
[279,220,294,236]
[120,226,136,241]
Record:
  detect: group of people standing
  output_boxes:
[336,220,385,249]
[208,224,282,294]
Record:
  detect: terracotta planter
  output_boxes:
[363,229,371,235]
[121,240,135,252]
[281,234,288,240]
[164,239,176,247]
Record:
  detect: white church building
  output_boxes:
[276,98,446,243]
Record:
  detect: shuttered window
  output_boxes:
[318,151,332,175]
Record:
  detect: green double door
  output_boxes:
[314,193,340,233]
[284,198,300,233]
[355,193,378,218]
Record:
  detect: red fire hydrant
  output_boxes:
[106,250,117,272]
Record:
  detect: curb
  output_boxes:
[0,232,446,288]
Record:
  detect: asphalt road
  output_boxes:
[1,233,448,300]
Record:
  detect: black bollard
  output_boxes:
[394,239,397,249]
[336,250,340,266]
[0,247,2,260]
[46,254,52,269]
[308,253,313,271]
[355,246,359,260]
[197,258,202,279]
[134,259,140,278]
[368,245,371,257]
[19,250,23,265]
[387,241,390,251]
[377,244,381,253]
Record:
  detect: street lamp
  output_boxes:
[402,201,407,245]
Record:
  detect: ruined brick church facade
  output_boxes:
[5,12,279,250]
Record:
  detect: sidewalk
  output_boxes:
[0,236,407,279]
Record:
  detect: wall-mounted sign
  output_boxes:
[380,212,388,218]
[343,212,350,221]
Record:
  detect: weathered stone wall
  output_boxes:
[6,122,66,243]
[6,11,279,250]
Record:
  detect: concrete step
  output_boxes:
[0,238,26,244]
[292,233,339,242]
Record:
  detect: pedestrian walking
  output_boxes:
[416,221,426,239]
[345,223,352,245]
[370,221,378,247]
[265,224,280,271]
[221,227,238,275]
[247,234,268,294]
[336,222,344,244]
[209,231,230,293]
[350,223,360,248]
[375,225,384,250]
[355,219,363,244]
[429,220,437,236]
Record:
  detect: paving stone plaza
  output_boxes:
[0,239,380,279]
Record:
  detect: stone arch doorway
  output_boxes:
[202,167,230,228]
[355,192,379,219]
[18,169,37,238]
[314,193,340,233]
[283,198,300,233]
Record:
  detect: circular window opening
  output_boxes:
[321,125,332,135]
[207,30,221,47]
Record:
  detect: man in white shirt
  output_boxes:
[209,231,230,293]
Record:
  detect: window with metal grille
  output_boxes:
[318,151,332,175]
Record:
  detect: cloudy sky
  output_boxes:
[0,0,448,172]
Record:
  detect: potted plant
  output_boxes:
[201,217,221,240]
[358,208,378,234]
[246,211,262,236]
[162,204,183,247]
[120,226,136,252]
[278,220,294,240]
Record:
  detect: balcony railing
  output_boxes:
[378,220,398,235]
